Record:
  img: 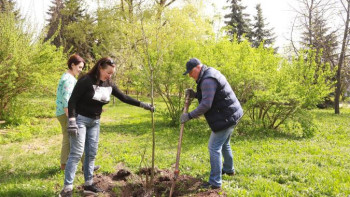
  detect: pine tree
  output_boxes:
[299,7,338,109]
[224,0,251,42]
[65,13,96,61]
[60,0,87,51]
[44,0,95,60]
[0,0,20,19]
[251,4,276,48]
[60,0,85,23]
[44,0,64,47]
[300,9,337,67]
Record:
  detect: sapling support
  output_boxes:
[169,93,192,197]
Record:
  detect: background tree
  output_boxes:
[44,0,64,47]
[224,0,251,42]
[45,0,95,61]
[120,0,134,21]
[0,11,65,123]
[132,3,214,125]
[0,0,20,19]
[293,0,350,114]
[155,0,176,20]
[300,5,338,108]
[250,4,276,48]
[334,0,350,114]
[299,2,338,68]
[64,12,96,61]
[292,0,341,109]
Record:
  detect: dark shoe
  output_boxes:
[83,184,104,195]
[93,165,100,171]
[200,182,221,189]
[222,170,235,176]
[59,189,72,197]
[82,165,101,172]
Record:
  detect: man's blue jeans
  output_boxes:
[208,125,235,187]
[64,114,100,187]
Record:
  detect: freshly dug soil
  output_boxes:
[77,164,225,197]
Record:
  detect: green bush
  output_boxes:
[279,110,317,138]
[200,41,333,137]
[1,98,34,125]
[0,12,65,124]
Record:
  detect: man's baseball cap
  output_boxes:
[183,58,201,75]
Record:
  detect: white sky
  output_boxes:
[14,0,342,52]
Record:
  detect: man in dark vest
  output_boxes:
[180,58,243,189]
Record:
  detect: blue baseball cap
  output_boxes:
[183,58,201,75]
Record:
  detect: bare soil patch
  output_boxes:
[77,164,225,197]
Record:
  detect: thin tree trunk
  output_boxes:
[138,11,156,187]
[308,0,314,47]
[156,0,176,20]
[149,67,155,187]
[335,0,350,114]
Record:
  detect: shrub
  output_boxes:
[200,41,333,136]
[0,12,65,124]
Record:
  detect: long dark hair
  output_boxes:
[67,54,85,70]
[87,57,116,84]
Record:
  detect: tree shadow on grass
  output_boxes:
[0,188,56,197]
[100,117,307,146]
[100,119,210,148]
[312,108,350,120]
[234,128,306,141]
[0,165,60,185]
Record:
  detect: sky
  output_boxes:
[15,0,304,51]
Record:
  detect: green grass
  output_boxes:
[1,98,350,196]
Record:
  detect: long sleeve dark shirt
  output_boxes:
[68,74,140,119]
[189,78,217,118]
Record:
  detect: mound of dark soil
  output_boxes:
[77,164,225,197]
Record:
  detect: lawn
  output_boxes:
[0,98,349,196]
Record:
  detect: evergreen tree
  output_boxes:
[0,0,20,19]
[45,0,95,60]
[299,8,338,109]
[65,13,96,61]
[60,0,84,23]
[251,4,276,48]
[44,0,64,47]
[300,9,338,68]
[224,0,251,42]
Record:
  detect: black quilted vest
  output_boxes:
[196,66,243,132]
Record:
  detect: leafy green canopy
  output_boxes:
[0,1,334,135]
[135,5,215,125]
[0,12,65,123]
[89,2,333,134]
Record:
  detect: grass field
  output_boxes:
[0,98,350,196]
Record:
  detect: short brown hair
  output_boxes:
[67,54,85,70]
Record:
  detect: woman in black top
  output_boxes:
[59,57,154,197]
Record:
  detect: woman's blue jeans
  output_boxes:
[208,125,235,187]
[64,114,100,187]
